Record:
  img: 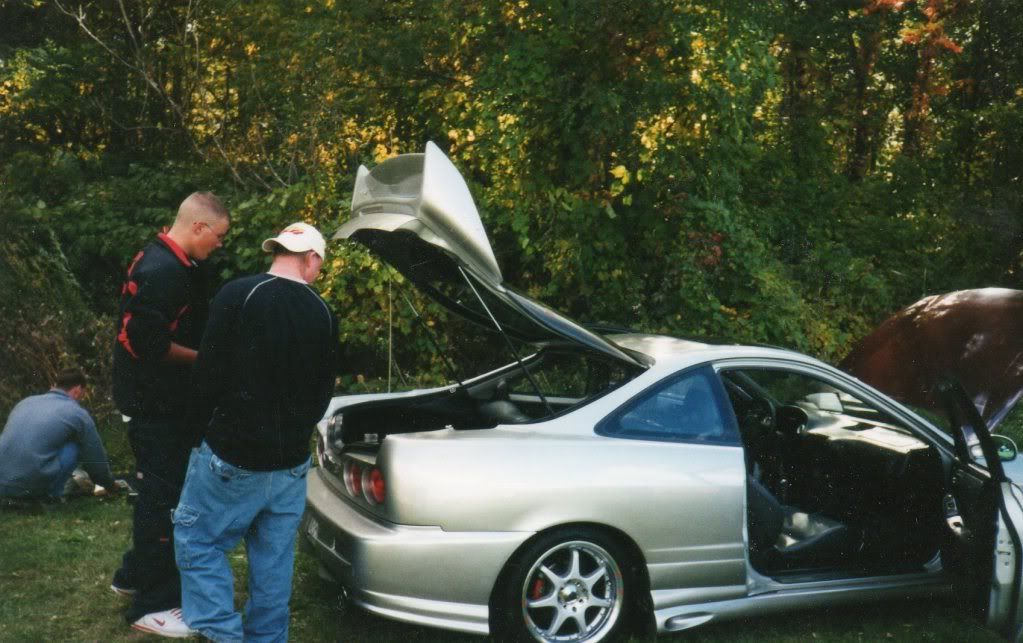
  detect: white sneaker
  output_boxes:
[131,608,197,638]
[110,583,136,598]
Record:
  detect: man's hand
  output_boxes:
[164,342,198,364]
[95,479,129,496]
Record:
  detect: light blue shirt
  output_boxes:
[0,389,114,496]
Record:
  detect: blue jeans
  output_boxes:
[173,442,310,642]
[49,441,79,497]
[0,441,75,498]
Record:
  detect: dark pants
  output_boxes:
[113,418,192,622]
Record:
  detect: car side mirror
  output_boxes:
[804,392,843,413]
[992,434,1019,462]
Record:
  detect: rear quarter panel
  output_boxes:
[380,425,748,591]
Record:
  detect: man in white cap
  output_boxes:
[171,222,339,641]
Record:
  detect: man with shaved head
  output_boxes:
[111,191,229,638]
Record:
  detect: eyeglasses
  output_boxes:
[197,221,228,241]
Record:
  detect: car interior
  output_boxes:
[721,368,949,578]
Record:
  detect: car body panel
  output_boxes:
[334,142,644,368]
[339,141,502,283]
[654,571,949,633]
[380,427,747,576]
[304,470,519,634]
[990,481,1023,638]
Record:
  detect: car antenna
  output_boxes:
[458,266,554,415]
[400,291,466,389]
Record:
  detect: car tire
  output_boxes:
[491,527,637,643]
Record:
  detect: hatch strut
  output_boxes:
[459,266,554,415]
[401,292,465,389]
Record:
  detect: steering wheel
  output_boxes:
[775,405,809,437]
[743,397,776,433]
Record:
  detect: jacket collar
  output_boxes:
[157,232,194,267]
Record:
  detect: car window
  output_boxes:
[508,352,588,398]
[507,352,632,399]
[996,401,1023,448]
[598,366,739,444]
[733,368,901,426]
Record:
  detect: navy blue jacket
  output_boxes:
[194,274,340,470]
[112,233,209,427]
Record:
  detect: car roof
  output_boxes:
[607,332,826,372]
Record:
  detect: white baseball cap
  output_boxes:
[261,222,326,259]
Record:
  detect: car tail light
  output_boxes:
[344,461,363,497]
[363,467,385,505]
[315,433,326,468]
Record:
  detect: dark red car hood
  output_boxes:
[841,288,1023,430]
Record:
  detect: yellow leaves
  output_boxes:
[497,113,518,130]
[633,111,679,161]
[610,165,630,198]
[244,43,259,57]
[373,143,392,163]
[502,0,531,24]
[446,123,477,143]
[315,143,334,167]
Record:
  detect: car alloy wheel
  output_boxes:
[502,529,633,643]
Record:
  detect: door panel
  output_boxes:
[940,377,1023,637]
[946,461,999,620]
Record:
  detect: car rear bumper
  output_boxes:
[302,468,533,635]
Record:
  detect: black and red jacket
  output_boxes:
[113,233,209,423]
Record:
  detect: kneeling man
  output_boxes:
[0,369,119,500]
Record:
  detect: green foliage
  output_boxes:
[1,0,1021,392]
[0,205,110,420]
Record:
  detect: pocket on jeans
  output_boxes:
[290,458,312,479]
[172,503,199,527]
[172,504,199,570]
[208,453,251,481]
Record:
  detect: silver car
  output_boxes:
[303,142,1023,642]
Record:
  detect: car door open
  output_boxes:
[939,378,1023,639]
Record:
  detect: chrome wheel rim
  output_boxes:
[520,540,624,643]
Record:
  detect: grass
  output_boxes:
[0,495,1007,642]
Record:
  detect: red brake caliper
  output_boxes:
[531,577,545,599]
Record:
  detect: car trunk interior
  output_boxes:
[333,349,642,447]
